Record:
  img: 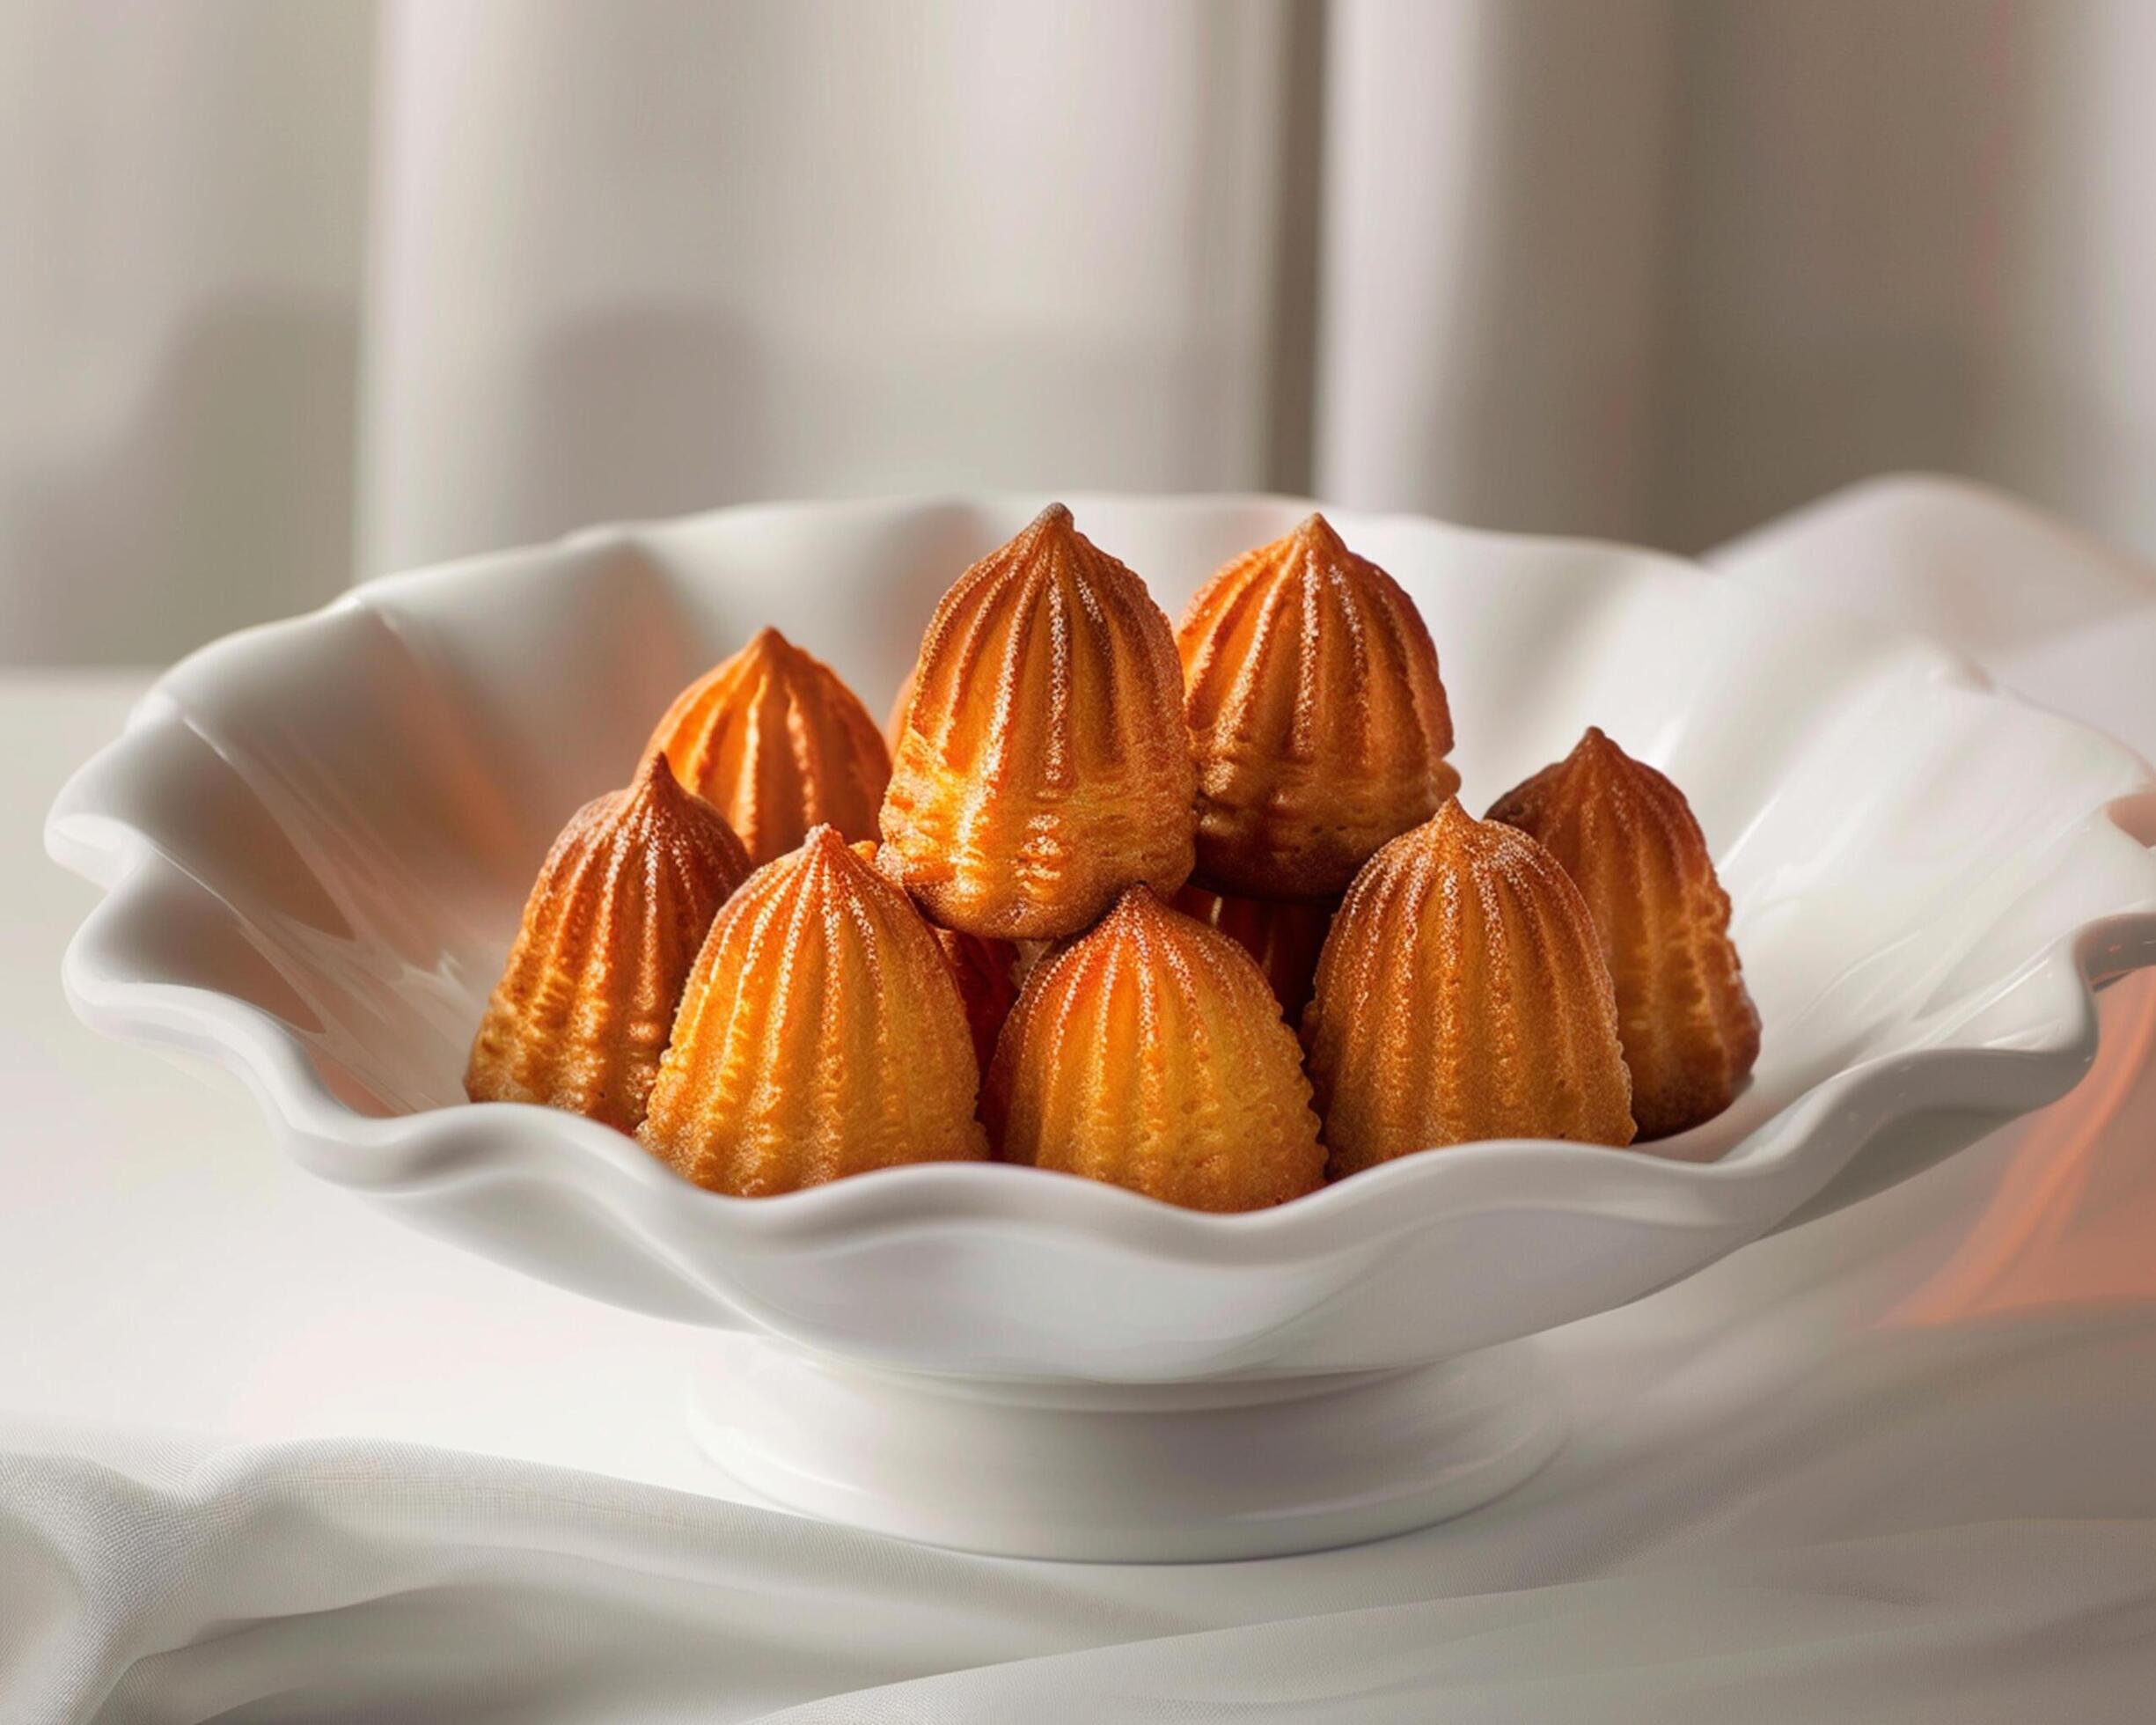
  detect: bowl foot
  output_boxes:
[685,1337,1564,1561]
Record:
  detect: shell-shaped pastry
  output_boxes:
[984,885,1325,1212]
[1307,801,1634,1175]
[466,753,752,1131]
[649,627,890,866]
[1487,728,1760,1137]
[638,826,988,1194]
[1178,513,1459,898]
[1170,883,1335,1024]
[879,503,1197,939]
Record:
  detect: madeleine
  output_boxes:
[879,503,1196,940]
[466,754,751,1132]
[1178,513,1457,899]
[649,626,890,866]
[1307,801,1634,1176]
[1488,728,1759,1137]
[638,826,987,1194]
[984,886,1324,1212]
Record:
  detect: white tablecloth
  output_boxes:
[5,476,2155,1722]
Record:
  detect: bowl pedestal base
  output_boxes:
[686,1334,1564,1562]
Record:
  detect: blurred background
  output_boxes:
[5,0,2154,664]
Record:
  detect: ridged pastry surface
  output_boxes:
[649,626,890,866]
[466,753,752,1132]
[879,503,1196,939]
[1487,728,1761,1137]
[1308,800,1634,1176]
[1178,513,1459,898]
[1170,883,1334,1024]
[638,826,987,1194]
[984,886,1324,1212]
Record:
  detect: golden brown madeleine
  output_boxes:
[879,503,1197,939]
[466,754,752,1131]
[649,626,890,865]
[1487,728,1760,1137]
[1178,513,1459,899]
[639,826,987,1194]
[1308,801,1634,1176]
[1170,883,1335,1024]
[984,886,1324,1212]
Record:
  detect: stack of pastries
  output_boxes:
[467,504,1760,1209]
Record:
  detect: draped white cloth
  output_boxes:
[4,475,2156,1721]
[9,0,2156,661]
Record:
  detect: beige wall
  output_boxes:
[6,0,2155,663]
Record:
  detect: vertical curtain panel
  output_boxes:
[6,0,2154,663]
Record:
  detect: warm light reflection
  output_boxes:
[1894,972,2156,1325]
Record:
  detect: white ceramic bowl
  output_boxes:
[48,495,2156,1558]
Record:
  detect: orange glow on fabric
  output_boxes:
[1895,972,2156,1325]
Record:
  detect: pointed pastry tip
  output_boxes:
[1104,881,1162,923]
[629,749,679,795]
[620,752,739,852]
[799,821,854,864]
[734,625,825,681]
[1290,510,1345,552]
